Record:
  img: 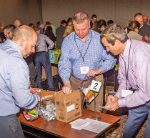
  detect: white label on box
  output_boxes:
[121,90,133,98]
[90,80,101,92]
[67,104,75,112]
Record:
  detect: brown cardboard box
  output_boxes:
[55,90,82,123]
[31,88,55,101]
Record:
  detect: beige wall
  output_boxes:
[1,0,150,27]
[42,0,150,27]
[0,0,42,25]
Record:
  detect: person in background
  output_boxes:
[90,14,97,29]
[66,17,72,25]
[25,24,37,86]
[107,20,114,27]
[97,19,107,34]
[0,23,5,43]
[45,26,56,43]
[63,19,74,37]
[37,21,45,34]
[101,24,150,138]
[56,20,67,49]
[127,20,142,41]
[134,12,150,42]
[3,24,16,40]
[28,23,36,28]
[0,25,40,138]
[143,14,149,25]
[13,19,22,27]
[34,27,55,90]
[45,21,56,37]
[59,11,116,111]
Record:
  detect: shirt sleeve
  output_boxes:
[9,58,40,109]
[118,49,150,107]
[99,46,116,73]
[58,37,72,82]
[44,35,54,49]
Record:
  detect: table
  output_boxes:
[18,110,120,138]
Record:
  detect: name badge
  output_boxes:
[80,66,89,74]
[121,90,133,98]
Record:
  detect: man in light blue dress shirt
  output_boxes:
[58,11,116,111]
[0,25,40,138]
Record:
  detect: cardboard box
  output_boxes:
[55,90,82,123]
[31,88,82,123]
[31,88,55,101]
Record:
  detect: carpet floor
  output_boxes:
[104,114,146,138]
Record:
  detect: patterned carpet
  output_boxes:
[104,113,146,138]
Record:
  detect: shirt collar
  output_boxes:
[121,39,131,57]
[5,39,23,58]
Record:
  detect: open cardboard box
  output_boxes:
[32,88,82,123]
[55,90,82,123]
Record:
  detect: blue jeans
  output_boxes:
[35,52,54,89]
[123,101,150,138]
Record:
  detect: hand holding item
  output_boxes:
[62,81,72,94]
[87,68,101,77]
[105,95,119,111]
[108,100,119,111]
[30,87,38,94]
[106,95,117,105]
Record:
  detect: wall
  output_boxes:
[0,0,42,25]
[1,0,150,27]
[42,0,150,27]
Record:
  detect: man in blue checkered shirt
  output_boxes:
[58,11,116,111]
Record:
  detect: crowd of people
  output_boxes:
[0,11,150,138]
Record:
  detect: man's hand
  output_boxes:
[30,87,38,94]
[87,68,101,77]
[106,95,117,105]
[62,81,72,94]
[106,95,119,111]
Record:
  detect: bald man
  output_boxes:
[0,25,40,138]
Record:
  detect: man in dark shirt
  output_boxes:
[134,12,150,42]
[56,20,67,49]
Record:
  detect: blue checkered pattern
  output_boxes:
[58,30,116,82]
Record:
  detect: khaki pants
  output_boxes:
[70,75,104,112]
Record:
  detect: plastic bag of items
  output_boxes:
[38,100,56,121]
[23,108,38,121]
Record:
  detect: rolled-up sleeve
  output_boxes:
[58,37,72,82]
[9,58,40,109]
[99,47,116,73]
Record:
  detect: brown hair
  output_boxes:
[73,11,89,24]
[128,20,140,31]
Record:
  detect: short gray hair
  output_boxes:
[73,11,89,24]
[102,24,128,45]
